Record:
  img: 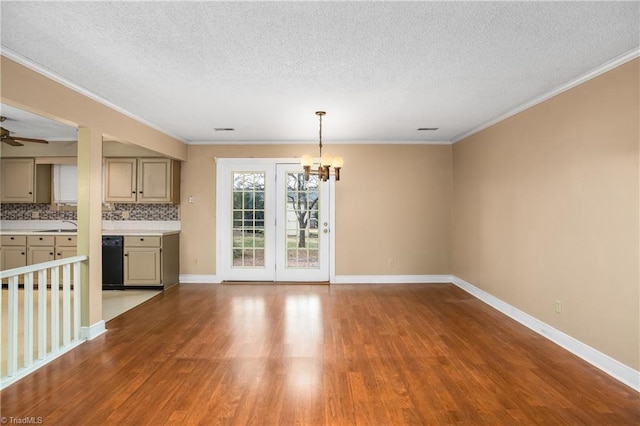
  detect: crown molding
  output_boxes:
[187,139,452,145]
[452,47,640,143]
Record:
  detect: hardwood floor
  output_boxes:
[1,283,638,425]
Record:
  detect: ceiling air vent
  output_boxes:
[214,128,235,132]
[417,128,439,131]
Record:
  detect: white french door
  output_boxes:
[275,163,329,281]
[216,159,332,282]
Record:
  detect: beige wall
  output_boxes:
[452,59,639,369]
[180,144,453,276]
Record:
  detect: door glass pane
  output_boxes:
[285,172,320,269]
[232,172,266,268]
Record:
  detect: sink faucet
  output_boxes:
[62,220,78,228]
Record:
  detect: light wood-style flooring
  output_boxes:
[1,283,638,425]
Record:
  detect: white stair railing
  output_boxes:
[1,255,87,389]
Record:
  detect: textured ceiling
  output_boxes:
[1,104,77,142]
[1,1,638,144]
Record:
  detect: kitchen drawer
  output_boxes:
[28,235,56,246]
[124,236,161,248]
[1,235,26,246]
[56,235,77,246]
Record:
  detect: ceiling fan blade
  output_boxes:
[9,136,49,144]
[2,138,24,147]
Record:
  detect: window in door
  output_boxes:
[284,172,320,268]
[232,172,266,268]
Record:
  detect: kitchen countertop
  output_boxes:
[0,229,180,237]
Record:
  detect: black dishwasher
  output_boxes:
[102,236,124,289]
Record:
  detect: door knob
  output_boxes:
[323,229,328,234]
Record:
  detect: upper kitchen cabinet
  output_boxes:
[0,158,51,203]
[105,157,180,204]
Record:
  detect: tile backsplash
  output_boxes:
[0,203,180,221]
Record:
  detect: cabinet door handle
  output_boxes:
[29,192,33,195]
[21,252,25,255]
[139,191,143,194]
[57,253,61,256]
[49,252,54,255]
[132,191,136,194]
[39,237,43,240]
[67,237,72,241]
[10,237,15,240]
[140,238,144,241]
[124,253,128,257]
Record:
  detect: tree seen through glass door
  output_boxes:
[286,172,319,268]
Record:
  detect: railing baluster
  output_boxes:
[1,255,87,389]
[24,272,35,369]
[51,266,60,353]
[38,269,47,360]
[73,262,81,341]
[7,275,19,376]
[62,264,71,345]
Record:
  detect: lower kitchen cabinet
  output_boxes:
[123,233,179,288]
[55,235,78,260]
[1,234,78,285]
[1,235,27,270]
[124,247,161,285]
[27,235,55,265]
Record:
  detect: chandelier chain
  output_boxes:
[318,113,323,158]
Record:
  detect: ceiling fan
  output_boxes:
[1,116,49,146]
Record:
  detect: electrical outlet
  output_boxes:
[555,300,562,314]
[31,211,40,219]
[121,211,130,219]
[388,259,395,267]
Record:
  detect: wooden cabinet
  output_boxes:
[138,158,178,203]
[124,236,161,286]
[0,159,51,203]
[104,157,180,204]
[1,235,27,270]
[1,158,34,202]
[123,234,179,288]
[27,235,55,265]
[26,236,55,285]
[55,235,77,259]
[1,234,78,270]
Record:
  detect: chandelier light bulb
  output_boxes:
[301,154,313,167]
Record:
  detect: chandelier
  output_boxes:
[301,111,343,181]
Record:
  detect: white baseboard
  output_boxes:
[451,275,640,392]
[332,274,453,284]
[178,274,451,284]
[179,274,220,284]
[80,320,106,340]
